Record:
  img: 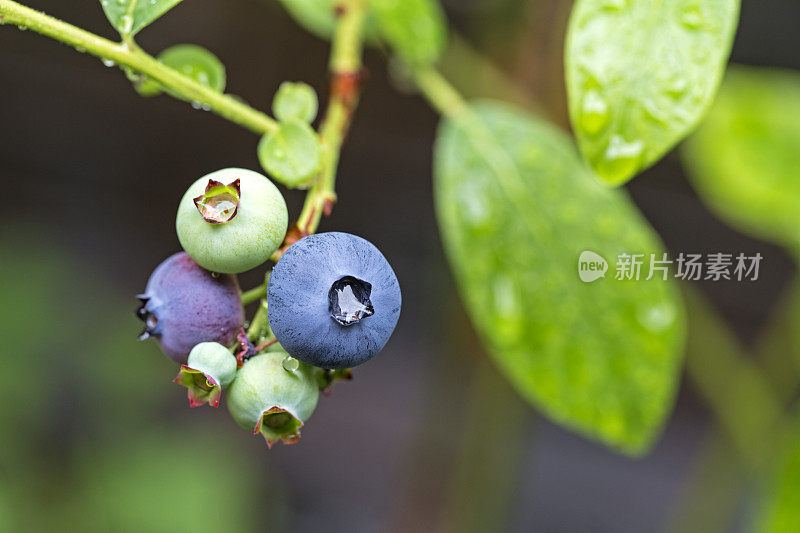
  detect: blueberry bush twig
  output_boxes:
[272,0,367,261]
[0,0,279,135]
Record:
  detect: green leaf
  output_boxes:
[257,120,322,188]
[434,101,686,453]
[565,0,740,185]
[371,0,448,66]
[100,0,183,38]
[276,0,380,42]
[682,66,800,250]
[273,81,319,124]
[136,44,226,98]
[755,416,800,533]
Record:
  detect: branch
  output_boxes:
[0,0,279,135]
[271,0,367,260]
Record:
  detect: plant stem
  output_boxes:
[0,0,278,135]
[247,299,270,343]
[411,66,471,121]
[272,0,367,260]
[241,284,268,306]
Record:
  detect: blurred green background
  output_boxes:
[1,0,800,531]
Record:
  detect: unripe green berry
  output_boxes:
[176,168,288,274]
[174,342,238,407]
[226,352,320,448]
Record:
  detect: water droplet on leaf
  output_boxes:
[580,90,609,135]
[637,302,676,333]
[602,0,627,11]
[680,6,704,29]
[597,135,644,184]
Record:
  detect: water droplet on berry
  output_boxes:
[282,356,299,372]
[328,276,374,326]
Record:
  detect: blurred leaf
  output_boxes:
[276,0,380,42]
[273,81,319,123]
[682,66,800,250]
[755,416,800,533]
[371,0,448,66]
[565,0,740,185]
[434,101,685,453]
[137,44,226,98]
[258,120,322,188]
[70,431,287,532]
[100,0,183,38]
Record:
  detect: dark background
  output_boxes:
[2,0,799,531]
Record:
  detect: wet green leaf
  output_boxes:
[137,44,226,97]
[258,120,321,188]
[565,0,740,185]
[682,66,800,250]
[755,416,800,533]
[100,0,183,38]
[273,81,319,123]
[434,101,686,453]
[371,0,448,66]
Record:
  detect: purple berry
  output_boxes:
[136,252,244,363]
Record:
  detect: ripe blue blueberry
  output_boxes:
[136,252,244,363]
[267,232,401,369]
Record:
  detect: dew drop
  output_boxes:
[191,101,202,110]
[602,0,627,11]
[201,103,211,112]
[282,356,300,372]
[211,271,220,278]
[637,302,676,333]
[579,90,609,135]
[665,77,688,99]
[680,6,704,29]
[101,58,116,67]
[597,135,644,184]
[120,13,133,34]
[16,25,27,31]
[329,276,374,326]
